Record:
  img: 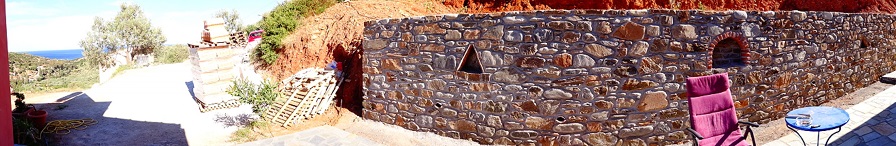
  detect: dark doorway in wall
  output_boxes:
[457,45,484,74]
[329,41,364,116]
[712,38,746,68]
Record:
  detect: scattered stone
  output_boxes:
[446,30,461,40]
[383,59,402,70]
[554,53,573,68]
[544,89,573,99]
[707,25,723,36]
[573,54,595,67]
[510,130,538,139]
[516,57,546,68]
[792,11,807,22]
[585,44,614,58]
[618,126,654,138]
[505,30,523,42]
[742,23,761,37]
[639,57,661,74]
[638,91,668,111]
[590,111,609,121]
[560,31,580,43]
[583,132,618,146]
[503,16,527,24]
[364,39,388,50]
[595,21,612,34]
[646,25,660,37]
[630,41,649,57]
[553,123,586,133]
[547,21,574,30]
[482,26,504,40]
[672,24,697,40]
[464,30,481,40]
[612,22,646,41]
[525,116,552,130]
[732,11,748,20]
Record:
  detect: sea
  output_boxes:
[22,49,84,60]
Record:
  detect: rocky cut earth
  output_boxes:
[361,9,896,145]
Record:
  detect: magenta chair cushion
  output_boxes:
[687,73,748,146]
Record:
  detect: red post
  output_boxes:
[0,0,13,145]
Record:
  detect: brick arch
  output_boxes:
[707,32,751,68]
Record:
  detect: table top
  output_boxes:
[785,106,850,131]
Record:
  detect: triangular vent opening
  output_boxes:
[457,45,484,74]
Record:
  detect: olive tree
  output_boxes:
[215,9,245,33]
[80,4,166,68]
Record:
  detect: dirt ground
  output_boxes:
[251,106,482,145]
[750,82,895,145]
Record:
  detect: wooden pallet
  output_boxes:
[264,68,340,127]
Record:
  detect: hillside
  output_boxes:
[9,53,97,93]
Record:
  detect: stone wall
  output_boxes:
[361,9,896,145]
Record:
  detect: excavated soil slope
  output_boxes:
[443,0,896,13]
[267,0,457,114]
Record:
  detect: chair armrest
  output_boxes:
[686,128,704,139]
[738,121,760,127]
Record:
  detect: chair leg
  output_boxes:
[747,127,757,146]
[692,136,699,146]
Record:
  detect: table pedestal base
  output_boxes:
[787,126,842,146]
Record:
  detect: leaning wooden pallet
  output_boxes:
[314,77,343,115]
[265,69,314,124]
[283,71,333,127]
[263,68,341,127]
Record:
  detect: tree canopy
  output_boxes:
[215,9,245,33]
[80,4,166,68]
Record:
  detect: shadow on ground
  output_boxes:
[826,99,896,145]
[31,92,189,145]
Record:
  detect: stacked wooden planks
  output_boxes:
[265,68,342,127]
[188,44,241,112]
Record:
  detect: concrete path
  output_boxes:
[238,126,382,146]
[27,62,252,146]
[763,83,896,146]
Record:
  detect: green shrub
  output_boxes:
[155,44,189,64]
[227,79,281,115]
[252,0,337,64]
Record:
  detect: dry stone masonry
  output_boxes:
[361,9,896,145]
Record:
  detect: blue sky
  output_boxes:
[6,0,282,52]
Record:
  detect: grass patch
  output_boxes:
[248,0,337,65]
[111,63,136,78]
[155,44,190,64]
[10,53,100,93]
[229,120,273,142]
